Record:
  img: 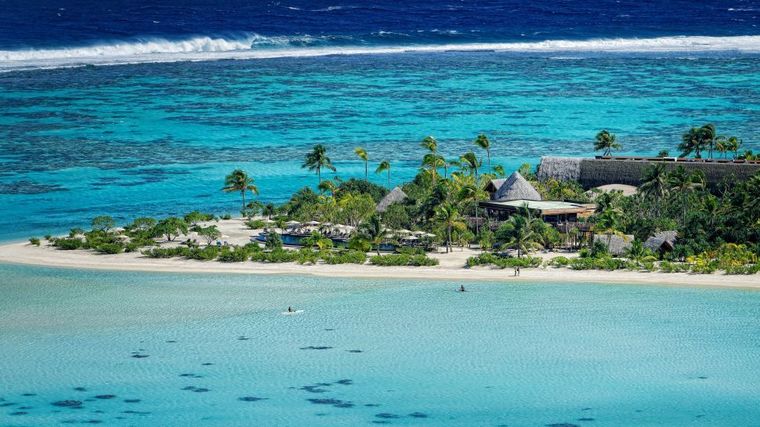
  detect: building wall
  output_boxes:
[538,156,760,189]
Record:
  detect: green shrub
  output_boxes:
[245,219,267,230]
[53,237,83,250]
[369,254,438,266]
[322,250,367,265]
[549,256,570,267]
[96,243,123,254]
[44,234,52,241]
[265,233,283,250]
[466,253,541,269]
[28,237,41,246]
[659,261,690,273]
[221,213,232,220]
[187,246,220,261]
[217,247,250,263]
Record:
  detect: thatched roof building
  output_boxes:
[594,233,634,256]
[644,231,678,253]
[494,172,542,201]
[538,156,760,190]
[376,187,407,213]
[484,178,507,200]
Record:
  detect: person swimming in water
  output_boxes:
[287,306,293,313]
[459,285,466,292]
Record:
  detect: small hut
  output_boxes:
[484,178,507,200]
[493,172,542,201]
[376,187,408,213]
[644,231,678,254]
[593,233,634,256]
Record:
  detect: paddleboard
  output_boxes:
[282,310,304,315]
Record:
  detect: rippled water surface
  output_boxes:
[1,264,759,426]
[1,53,758,240]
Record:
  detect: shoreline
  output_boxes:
[1,242,758,291]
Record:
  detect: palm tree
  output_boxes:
[359,214,385,256]
[726,136,742,159]
[302,144,336,184]
[317,179,338,196]
[222,169,259,212]
[458,181,487,235]
[639,164,669,215]
[668,166,704,224]
[421,135,438,153]
[376,160,391,188]
[700,123,716,159]
[459,151,481,179]
[422,153,445,181]
[495,207,543,257]
[594,130,621,156]
[354,147,369,181]
[435,202,466,253]
[474,134,492,170]
[679,126,716,159]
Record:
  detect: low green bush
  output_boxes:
[369,254,438,266]
[217,247,250,263]
[466,253,541,269]
[245,219,267,230]
[96,243,123,254]
[29,237,40,246]
[53,237,84,250]
[322,250,367,265]
[549,256,570,267]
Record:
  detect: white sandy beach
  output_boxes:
[1,218,758,290]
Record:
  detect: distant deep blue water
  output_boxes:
[2,264,760,426]
[0,1,758,240]
[2,0,759,50]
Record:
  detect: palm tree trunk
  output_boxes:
[241,190,246,213]
[317,167,321,183]
[475,205,479,235]
[447,225,452,253]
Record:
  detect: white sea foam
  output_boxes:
[1,34,759,72]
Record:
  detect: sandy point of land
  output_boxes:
[1,240,759,290]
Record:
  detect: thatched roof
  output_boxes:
[593,233,634,256]
[494,172,542,201]
[376,187,407,213]
[537,156,582,182]
[484,178,507,193]
[644,231,678,252]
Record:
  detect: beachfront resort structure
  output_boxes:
[480,171,595,225]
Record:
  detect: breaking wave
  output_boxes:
[2,34,759,72]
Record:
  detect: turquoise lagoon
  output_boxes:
[1,52,759,240]
[1,263,759,426]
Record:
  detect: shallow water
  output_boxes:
[1,263,759,426]
[1,52,759,241]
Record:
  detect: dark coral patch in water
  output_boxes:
[73,387,87,392]
[300,385,329,394]
[237,336,250,341]
[94,395,115,400]
[123,410,151,415]
[300,346,333,350]
[546,424,580,427]
[21,393,36,396]
[335,379,353,385]
[577,418,595,421]
[130,354,149,359]
[307,398,354,408]
[372,422,390,425]
[238,396,268,402]
[9,411,28,416]
[365,403,381,407]
[179,373,203,378]
[165,340,177,343]
[0,402,15,407]
[376,413,401,419]
[346,349,363,353]
[124,399,141,403]
[84,420,103,424]
[201,362,214,366]
[52,400,83,408]
[409,412,428,418]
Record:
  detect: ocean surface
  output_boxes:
[0,1,759,240]
[1,264,759,426]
